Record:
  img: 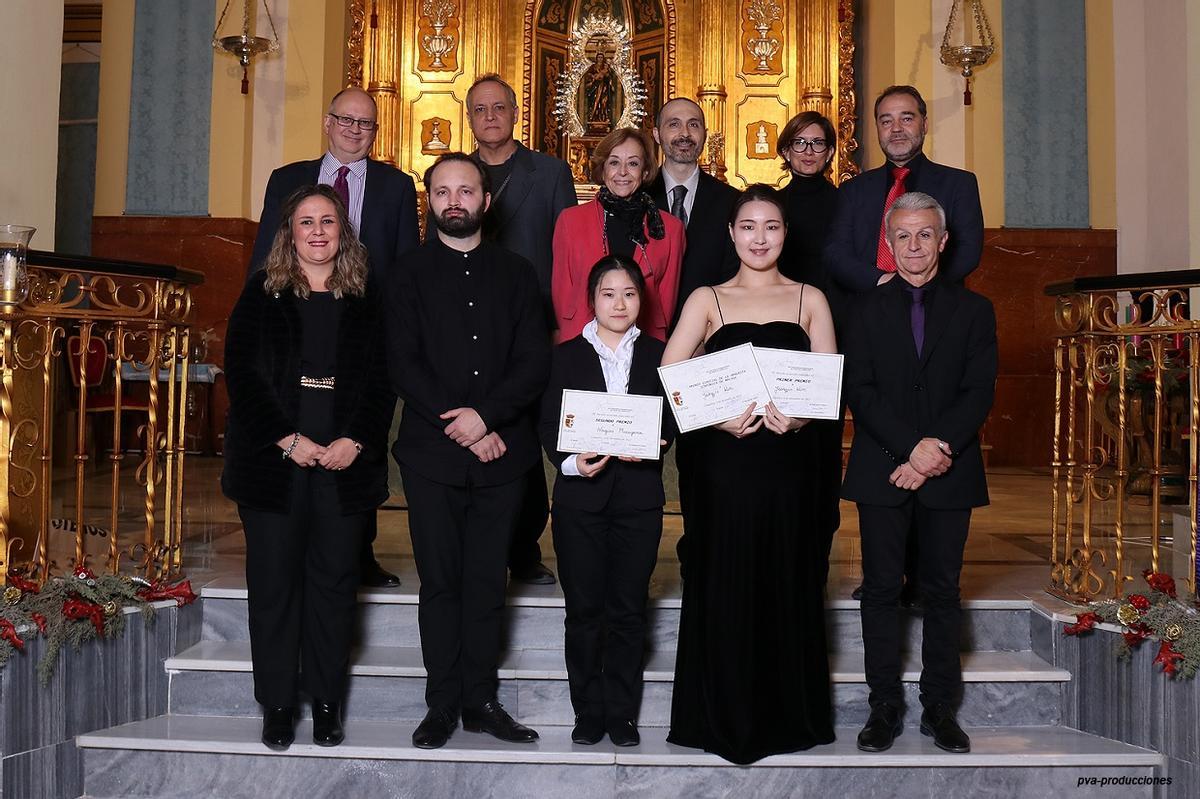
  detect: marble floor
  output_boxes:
[38,454,1191,600]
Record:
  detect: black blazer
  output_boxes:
[539,335,675,513]
[477,143,578,327]
[425,144,578,328]
[387,239,551,487]
[248,157,419,279]
[648,170,739,328]
[841,277,997,509]
[824,153,984,295]
[221,273,395,514]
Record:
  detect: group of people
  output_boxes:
[221,74,997,765]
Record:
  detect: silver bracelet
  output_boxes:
[281,433,300,460]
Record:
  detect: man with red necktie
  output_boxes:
[248,87,420,589]
[825,84,984,605]
[825,85,983,294]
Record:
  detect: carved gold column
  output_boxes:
[798,0,833,118]
[697,5,728,180]
[367,0,400,166]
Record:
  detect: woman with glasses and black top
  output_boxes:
[223,184,394,751]
[777,111,843,588]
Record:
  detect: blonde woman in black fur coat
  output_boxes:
[222,184,394,752]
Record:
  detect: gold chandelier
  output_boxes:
[212,0,281,95]
[939,0,996,106]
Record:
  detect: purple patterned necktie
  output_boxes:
[333,165,351,210]
[907,285,926,356]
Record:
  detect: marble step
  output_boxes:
[165,642,1067,727]
[199,580,1034,653]
[78,716,1164,799]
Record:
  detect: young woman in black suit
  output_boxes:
[539,255,673,748]
[223,184,394,751]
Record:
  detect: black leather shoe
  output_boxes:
[462,700,539,743]
[360,560,400,588]
[856,704,902,752]
[607,719,640,747]
[571,715,604,745]
[851,584,863,601]
[261,706,296,751]
[920,704,970,753]
[311,699,344,747]
[412,706,458,749]
[510,562,557,585]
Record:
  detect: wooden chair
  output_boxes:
[66,335,149,453]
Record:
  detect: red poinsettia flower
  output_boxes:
[1153,640,1184,677]
[31,612,47,634]
[1122,623,1152,648]
[1142,570,1177,598]
[1063,611,1100,636]
[1129,594,1151,611]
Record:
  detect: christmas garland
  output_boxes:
[1063,570,1199,678]
[0,567,196,685]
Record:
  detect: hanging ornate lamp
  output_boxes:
[212,0,281,95]
[939,0,996,106]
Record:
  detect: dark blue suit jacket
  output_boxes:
[824,153,983,295]
[248,156,419,280]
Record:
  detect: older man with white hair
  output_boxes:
[841,192,997,756]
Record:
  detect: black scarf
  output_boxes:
[597,186,665,247]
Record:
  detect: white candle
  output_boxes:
[0,247,18,293]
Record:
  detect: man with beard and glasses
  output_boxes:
[387,153,550,750]
[648,98,739,331]
[825,84,984,606]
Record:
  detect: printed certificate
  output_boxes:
[556,389,664,460]
[752,347,844,420]
[657,343,772,433]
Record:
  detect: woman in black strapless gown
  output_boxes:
[663,184,838,764]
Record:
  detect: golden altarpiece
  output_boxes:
[346,0,858,190]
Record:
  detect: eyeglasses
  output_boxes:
[328,112,377,131]
[786,137,829,154]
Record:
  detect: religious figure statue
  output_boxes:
[582,51,617,135]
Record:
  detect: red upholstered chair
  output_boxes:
[66,335,149,453]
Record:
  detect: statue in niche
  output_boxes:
[754,123,770,154]
[582,51,618,135]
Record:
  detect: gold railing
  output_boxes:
[0,251,202,586]
[1047,270,1200,601]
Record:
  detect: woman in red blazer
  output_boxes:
[552,127,685,342]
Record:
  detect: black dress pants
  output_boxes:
[239,470,366,708]
[552,501,662,722]
[857,499,970,710]
[402,468,523,710]
[507,461,551,570]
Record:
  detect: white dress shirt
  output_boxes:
[319,152,368,235]
[562,319,641,476]
[661,165,701,226]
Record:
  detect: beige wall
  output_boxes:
[0,1,64,244]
